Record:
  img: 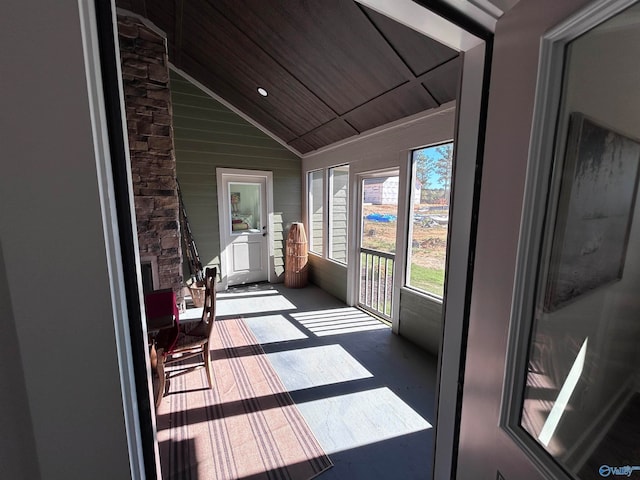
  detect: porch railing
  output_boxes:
[359,247,394,321]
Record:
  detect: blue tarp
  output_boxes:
[365,213,397,222]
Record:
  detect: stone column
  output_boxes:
[117,14,183,303]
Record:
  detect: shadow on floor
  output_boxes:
[216,282,438,480]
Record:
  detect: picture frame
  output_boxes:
[230,192,241,213]
[544,113,640,312]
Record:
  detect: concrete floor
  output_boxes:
[215,282,438,480]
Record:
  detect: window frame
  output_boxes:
[404,141,454,299]
[306,165,351,265]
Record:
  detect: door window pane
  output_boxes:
[406,143,453,297]
[517,6,640,478]
[308,170,324,254]
[229,183,262,234]
[329,166,349,264]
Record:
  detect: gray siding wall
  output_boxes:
[308,254,348,303]
[170,69,301,282]
[399,288,442,356]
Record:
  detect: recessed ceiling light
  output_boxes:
[257,87,268,97]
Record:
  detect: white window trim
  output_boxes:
[404,141,454,299]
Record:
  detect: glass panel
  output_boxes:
[361,175,398,253]
[359,173,398,319]
[329,165,349,264]
[407,143,453,297]
[519,5,640,478]
[308,170,324,254]
[229,182,262,234]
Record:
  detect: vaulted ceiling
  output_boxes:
[116,0,462,155]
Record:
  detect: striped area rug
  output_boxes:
[156,317,333,480]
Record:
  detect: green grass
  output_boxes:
[361,238,396,253]
[409,264,444,297]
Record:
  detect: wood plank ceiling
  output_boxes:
[116,0,461,154]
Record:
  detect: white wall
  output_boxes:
[1,1,134,478]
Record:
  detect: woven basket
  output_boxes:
[285,222,308,288]
[189,284,206,307]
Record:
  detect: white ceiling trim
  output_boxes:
[302,101,456,159]
[356,0,492,51]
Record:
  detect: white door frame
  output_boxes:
[355,4,489,479]
[433,42,487,479]
[97,0,495,477]
[216,168,274,290]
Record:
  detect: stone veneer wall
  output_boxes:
[117,15,183,302]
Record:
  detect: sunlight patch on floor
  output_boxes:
[216,294,297,316]
[243,314,308,344]
[266,344,373,391]
[291,307,388,336]
[297,387,432,454]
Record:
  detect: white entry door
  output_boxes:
[217,169,272,288]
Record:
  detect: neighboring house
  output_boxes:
[363,177,421,205]
[6,1,636,480]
